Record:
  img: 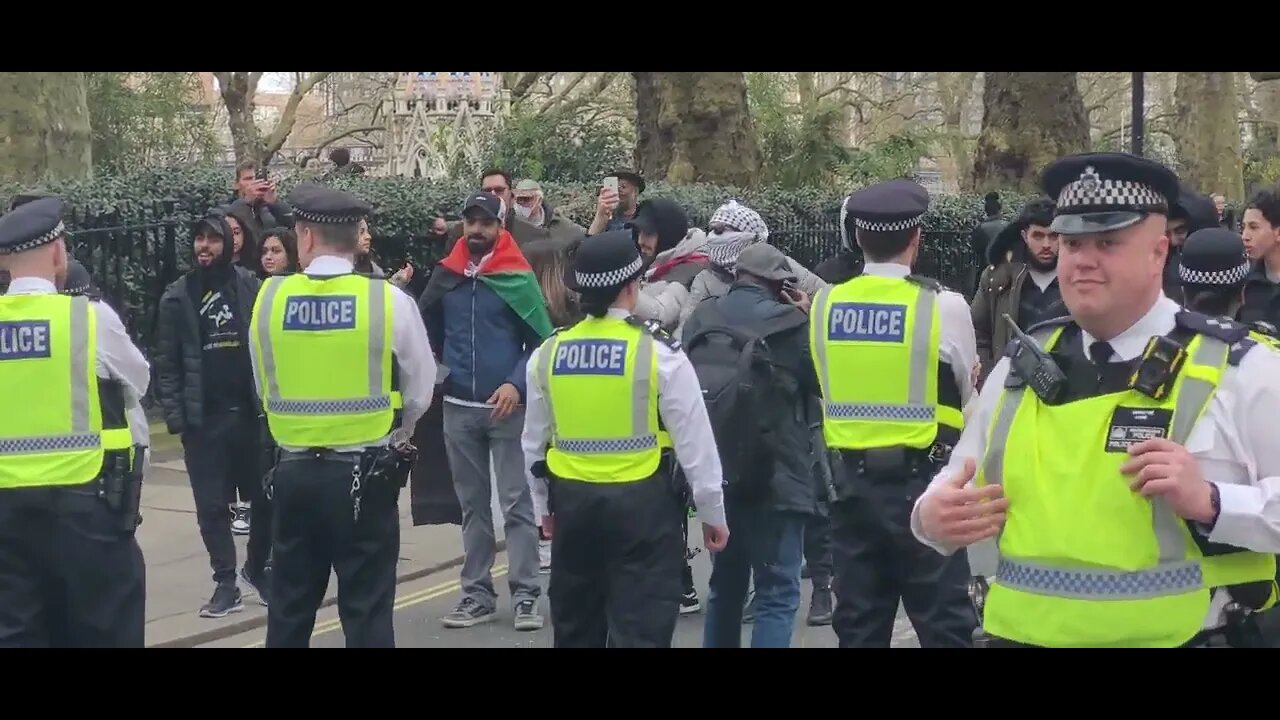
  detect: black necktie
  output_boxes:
[1089,341,1115,376]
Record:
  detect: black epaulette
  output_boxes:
[1024,314,1073,336]
[1228,337,1257,367]
[1175,310,1250,345]
[625,315,681,351]
[904,274,943,292]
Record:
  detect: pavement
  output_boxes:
[200,546,924,649]
[141,419,922,649]
[139,421,483,649]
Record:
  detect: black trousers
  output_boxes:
[829,456,977,648]
[265,453,399,648]
[549,472,685,648]
[245,439,277,581]
[182,408,261,586]
[804,512,833,587]
[0,484,145,647]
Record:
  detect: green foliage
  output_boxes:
[842,130,937,187]
[86,73,220,174]
[476,105,632,184]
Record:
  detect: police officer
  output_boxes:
[913,152,1280,648]
[248,183,437,648]
[59,259,152,481]
[810,179,980,648]
[0,197,150,647]
[521,230,729,648]
[1177,227,1262,324]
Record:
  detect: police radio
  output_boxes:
[1128,334,1187,400]
[1002,314,1067,403]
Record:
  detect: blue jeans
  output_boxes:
[702,503,806,648]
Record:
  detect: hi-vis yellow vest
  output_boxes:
[250,272,400,448]
[975,319,1277,648]
[536,315,671,482]
[0,293,131,488]
[809,273,963,450]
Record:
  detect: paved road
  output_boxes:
[207,547,922,648]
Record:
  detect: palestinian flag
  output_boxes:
[410,229,553,526]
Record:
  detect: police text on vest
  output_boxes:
[283,295,358,331]
[553,339,627,376]
[0,320,52,360]
[828,303,907,342]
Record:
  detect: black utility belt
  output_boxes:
[837,444,950,473]
[279,448,366,463]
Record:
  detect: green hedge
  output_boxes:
[0,164,1046,239]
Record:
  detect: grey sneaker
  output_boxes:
[231,503,250,536]
[441,597,496,628]
[513,599,544,631]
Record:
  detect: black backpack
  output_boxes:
[683,300,808,501]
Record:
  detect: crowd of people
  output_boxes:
[5,147,1280,649]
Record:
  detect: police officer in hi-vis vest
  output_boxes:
[521,230,729,648]
[811,179,980,648]
[913,152,1280,648]
[0,196,150,647]
[249,184,437,648]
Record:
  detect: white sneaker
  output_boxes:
[231,503,250,535]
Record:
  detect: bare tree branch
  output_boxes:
[538,72,588,114]
[509,72,545,100]
[1251,72,1280,82]
[262,71,332,160]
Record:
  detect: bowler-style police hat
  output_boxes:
[1040,152,1180,236]
[843,179,930,233]
[1178,227,1252,288]
[564,230,645,293]
[0,196,67,256]
[289,183,370,225]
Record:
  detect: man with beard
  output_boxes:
[416,191,553,632]
[155,207,264,618]
[1161,185,1219,301]
[970,198,1063,389]
[0,197,149,647]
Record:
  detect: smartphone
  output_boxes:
[255,167,269,181]
[603,176,619,194]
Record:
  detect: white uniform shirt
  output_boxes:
[5,276,151,420]
[249,255,437,452]
[910,294,1280,627]
[853,262,979,408]
[521,307,727,530]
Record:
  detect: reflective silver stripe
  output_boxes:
[632,332,654,437]
[0,433,101,455]
[996,557,1203,600]
[255,276,388,414]
[811,282,937,422]
[256,276,284,400]
[978,334,1229,588]
[550,330,657,454]
[968,385,1025,577]
[367,279,385,397]
[70,295,90,433]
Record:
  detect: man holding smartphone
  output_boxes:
[587,170,645,236]
[231,160,295,233]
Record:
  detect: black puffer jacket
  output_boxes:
[154,211,261,434]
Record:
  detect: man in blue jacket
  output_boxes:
[418,192,553,632]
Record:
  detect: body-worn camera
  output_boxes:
[1002,314,1067,403]
[1128,335,1187,400]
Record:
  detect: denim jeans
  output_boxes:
[702,502,806,648]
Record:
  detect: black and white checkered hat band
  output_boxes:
[575,256,644,289]
[854,213,924,232]
[1057,179,1166,210]
[295,209,363,224]
[1179,260,1251,286]
[0,221,65,255]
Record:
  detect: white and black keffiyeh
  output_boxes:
[709,200,769,241]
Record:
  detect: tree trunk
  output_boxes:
[216,72,264,166]
[972,72,1089,193]
[0,72,93,184]
[633,72,762,187]
[1173,72,1244,201]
